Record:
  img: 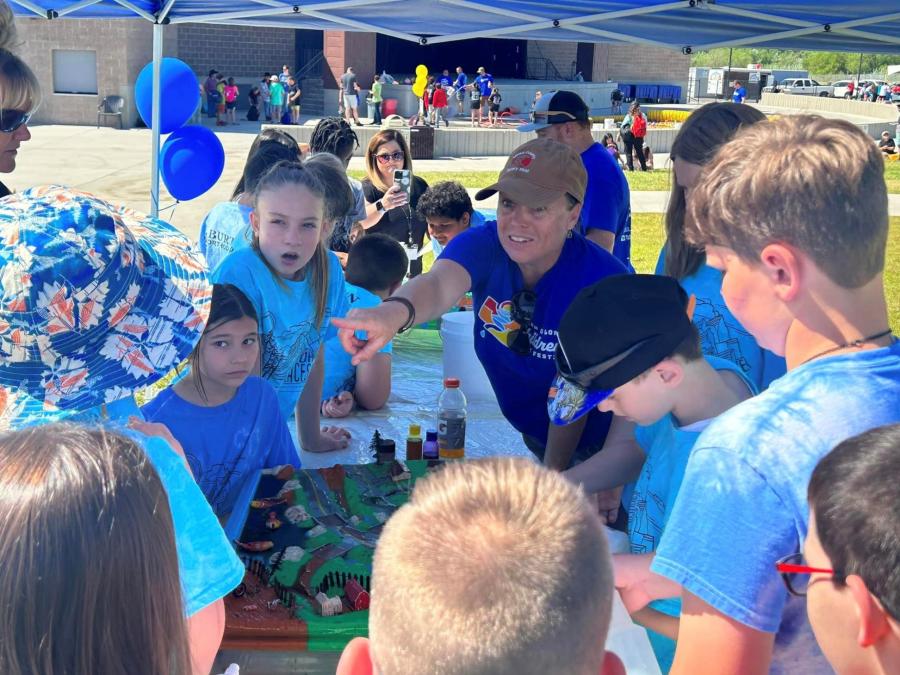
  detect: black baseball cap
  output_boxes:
[519,90,590,132]
[548,274,695,425]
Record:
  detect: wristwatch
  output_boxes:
[375,200,385,212]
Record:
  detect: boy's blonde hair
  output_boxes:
[370,458,614,675]
[686,115,888,288]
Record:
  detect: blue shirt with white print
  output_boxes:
[440,220,627,462]
[655,249,786,391]
[652,340,900,674]
[199,202,252,272]
[630,355,756,673]
[580,143,632,271]
[213,247,349,419]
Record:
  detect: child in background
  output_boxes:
[215,74,227,126]
[642,145,655,170]
[269,74,285,125]
[288,76,301,124]
[658,102,784,392]
[224,77,239,125]
[0,424,200,675]
[321,234,408,418]
[620,116,900,674]
[791,424,900,675]
[0,187,243,675]
[199,129,300,270]
[415,180,486,273]
[553,274,755,672]
[142,284,298,518]
[247,85,261,121]
[212,160,352,452]
[336,458,626,675]
[430,82,448,128]
[488,82,502,126]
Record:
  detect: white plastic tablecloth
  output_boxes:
[219,330,661,675]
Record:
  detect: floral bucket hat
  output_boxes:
[0,186,210,428]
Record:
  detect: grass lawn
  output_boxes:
[631,213,900,333]
[351,164,900,194]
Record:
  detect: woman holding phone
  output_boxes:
[358,130,429,276]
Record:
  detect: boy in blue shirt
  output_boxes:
[321,233,408,417]
[616,115,900,674]
[549,274,755,672]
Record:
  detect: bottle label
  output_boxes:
[438,417,466,458]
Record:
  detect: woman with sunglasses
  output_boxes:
[335,138,627,471]
[0,6,39,197]
[358,130,429,276]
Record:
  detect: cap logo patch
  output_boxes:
[506,151,536,175]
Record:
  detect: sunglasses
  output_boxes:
[775,553,842,597]
[0,109,31,134]
[374,151,405,164]
[555,336,654,390]
[507,289,536,356]
[530,110,578,123]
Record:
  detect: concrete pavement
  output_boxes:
[12,124,900,244]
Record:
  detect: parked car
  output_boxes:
[891,83,900,104]
[831,80,855,99]
[763,78,833,97]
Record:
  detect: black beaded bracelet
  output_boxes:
[383,296,416,334]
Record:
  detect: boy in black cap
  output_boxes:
[548,274,755,672]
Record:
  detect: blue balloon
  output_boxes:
[160,126,225,201]
[135,57,200,133]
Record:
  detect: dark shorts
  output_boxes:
[489,103,500,112]
[226,100,236,110]
[470,98,482,111]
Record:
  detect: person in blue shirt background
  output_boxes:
[438,68,453,87]
[416,179,486,271]
[472,66,493,125]
[321,234,408,418]
[555,275,756,673]
[519,90,632,270]
[658,102,785,392]
[334,138,627,473]
[732,80,747,103]
[142,284,299,518]
[454,66,467,117]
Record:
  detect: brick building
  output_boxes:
[15,17,690,127]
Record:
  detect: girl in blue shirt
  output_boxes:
[212,159,352,453]
[659,102,786,391]
[142,284,299,517]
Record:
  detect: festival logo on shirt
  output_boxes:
[478,296,519,347]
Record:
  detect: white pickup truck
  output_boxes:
[764,78,834,97]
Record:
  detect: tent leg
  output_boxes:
[150,22,163,218]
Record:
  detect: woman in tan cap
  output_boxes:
[334,137,628,477]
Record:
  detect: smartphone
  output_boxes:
[393,169,411,201]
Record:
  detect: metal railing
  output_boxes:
[525,56,564,81]
[295,50,324,80]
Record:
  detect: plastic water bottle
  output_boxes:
[438,377,467,460]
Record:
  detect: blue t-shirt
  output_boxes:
[322,283,393,401]
[652,341,900,674]
[655,250,786,391]
[733,86,747,103]
[212,247,349,419]
[580,143,632,271]
[199,202,252,272]
[142,376,299,517]
[441,221,627,460]
[630,356,756,672]
[475,74,494,96]
[12,396,244,617]
[454,72,467,92]
[431,210,486,259]
[438,75,453,87]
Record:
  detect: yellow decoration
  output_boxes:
[415,64,428,78]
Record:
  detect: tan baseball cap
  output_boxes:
[475,138,587,207]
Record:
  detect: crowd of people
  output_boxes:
[1,0,900,671]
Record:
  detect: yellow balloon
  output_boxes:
[415,64,428,78]
[413,82,426,98]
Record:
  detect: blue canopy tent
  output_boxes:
[10,0,900,216]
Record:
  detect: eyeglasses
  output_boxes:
[374,151,405,164]
[0,109,31,134]
[507,289,536,356]
[775,553,843,597]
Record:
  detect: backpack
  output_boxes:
[247,105,259,121]
[631,113,647,138]
[281,109,292,124]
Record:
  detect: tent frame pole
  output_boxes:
[150,22,163,219]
